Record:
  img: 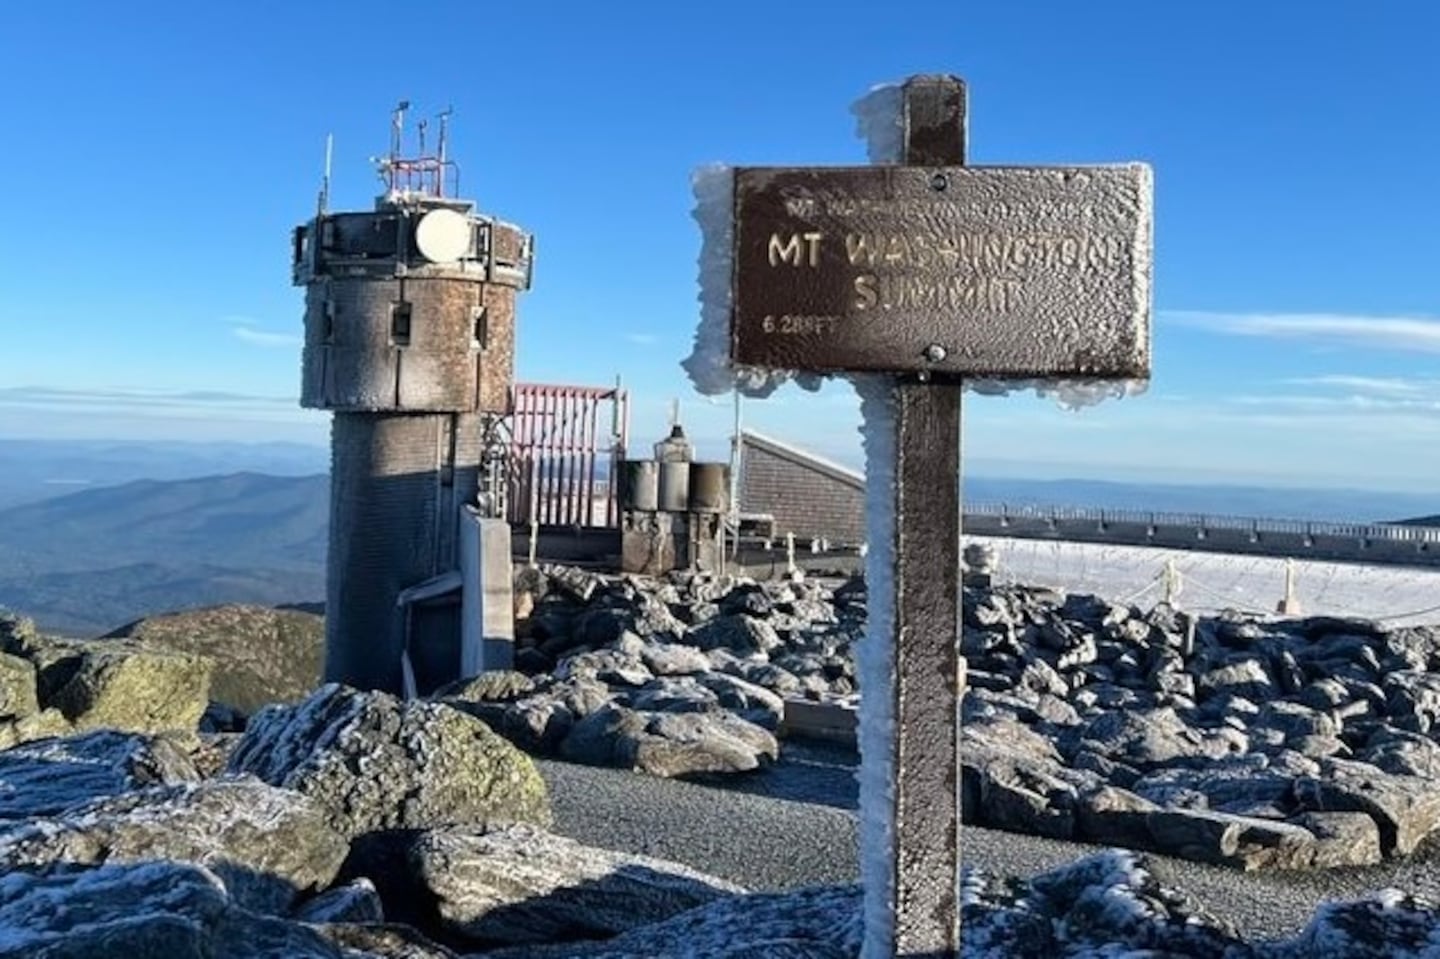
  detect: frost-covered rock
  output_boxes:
[292,877,385,924]
[480,884,861,959]
[962,850,1240,957]
[226,683,550,839]
[403,823,742,948]
[560,703,777,778]
[0,729,197,821]
[0,777,347,914]
[0,859,378,959]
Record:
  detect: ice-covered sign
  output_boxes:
[731,165,1152,378]
[694,74,1154,959]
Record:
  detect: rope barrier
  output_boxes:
[973,536,1440,625]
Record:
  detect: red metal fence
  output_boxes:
[508,383,629,528]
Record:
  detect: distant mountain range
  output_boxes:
[0,438,1435,636]
[0,439,327,510]
[0,472,326,636]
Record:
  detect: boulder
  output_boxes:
[480,884,861,959]
[1274,889,1440,959]
[555,649,652,687]
[964,850,1241,958]
[49,645,213,735]
[1294,761,1440,856]
[226,684,550,839]
[636,640,712,677]
[0,652,37,718]
[404,824,742,947]
[315,923,461,958]
[0,729,198,822]
[433,671,536,703]
[1071,707,1236,768]
[292,878,385,924]
[103,604,323,715]
[688,614,782,656]
[0,778,347,914]
[560,703,778,778]
[0,707,71,750]
[0,859,363,959]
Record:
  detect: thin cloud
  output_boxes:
[624,332,659,347]
[1284,375,1434,397]
[1226,393,1440,415]
[232,325,302,348]
[1165,311,1440,353]
[0,385,297,414]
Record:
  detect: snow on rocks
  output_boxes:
[0,729,198,821]
[461,566,865,779]
[956,584,1440,870]
[399,823,742,949]
[6,577,1440,954]
[226,683,552,839]
[501,563,1440,875]
[0,777,348,914]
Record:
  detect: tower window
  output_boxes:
[391,301,412,346]
[472,306,488,349]
[292,226,308,266]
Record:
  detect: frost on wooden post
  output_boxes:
[852,373,898,956]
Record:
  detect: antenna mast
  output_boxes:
[388,99,409,194]
[437,107,453,197]
[372,100,460,200]
[317,133,334,215]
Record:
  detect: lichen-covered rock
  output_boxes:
[103,604,324,715]
[226,684,550,839]
[404,824,742,948]
[0,652,37,719]
[0,860,229,959]
[433,670,536,703]
[0,777,348,914]
[0,706,71,750]
[0,729,197,821]
[50,646,213,735]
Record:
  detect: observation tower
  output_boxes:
[292,103,534,693]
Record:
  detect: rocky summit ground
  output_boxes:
[2,570,1440,955]
[475,564,1440,874]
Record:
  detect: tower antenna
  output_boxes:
[388,100,410,193]
[437,106,453,197]
[317,133,333,215]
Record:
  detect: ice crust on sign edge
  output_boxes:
[853,374,898,959]
[681,164,825,399]
[681,81,1150,410]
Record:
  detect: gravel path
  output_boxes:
[538,746,1440,943]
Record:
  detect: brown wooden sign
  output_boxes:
[730,164,1153,378]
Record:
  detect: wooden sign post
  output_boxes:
[726,74,1152,957]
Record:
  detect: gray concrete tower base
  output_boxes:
[326,411,481,692]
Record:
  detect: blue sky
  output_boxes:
[1,1,1437,491]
